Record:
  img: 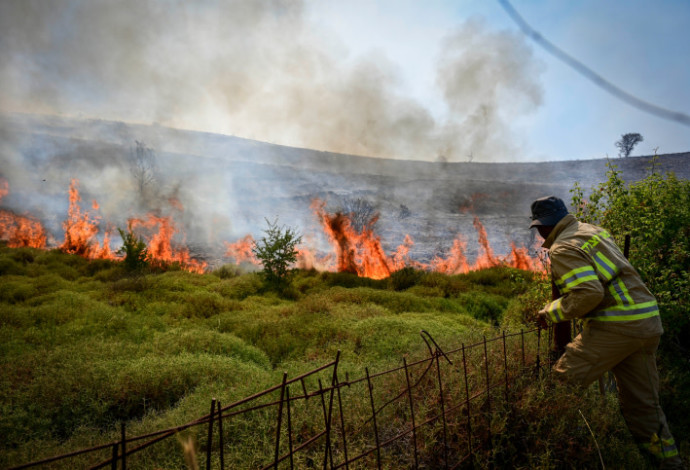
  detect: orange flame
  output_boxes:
[0,210,48,249]
[59,179,116,259]
[0,179,48,248]
[224,234,258,265]
[129,213,207,273]
[0,179,8,201]
[472,215,500,269]
[312,199,398,279]
[311,198,544,278]
[431,236,470,274]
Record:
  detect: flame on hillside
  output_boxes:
[0,179,48,249]
[224,234,258,265]
[60,179,117,259]
[129,213,207,274]
[306,198,544,278]
[0,178,207,273]
[1,178,543,277]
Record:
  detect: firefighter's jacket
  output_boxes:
[541,215,663,338]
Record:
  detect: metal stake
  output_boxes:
[274,373,288,470]
[403,357,419,470]
[217,400,225,470]
[207,398,216,470]
[365,368,382,470]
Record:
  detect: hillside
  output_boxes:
[0,247,648,469]
[1,112,689,267]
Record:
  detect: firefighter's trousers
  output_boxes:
[553,326,684,468]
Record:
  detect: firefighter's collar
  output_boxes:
[542,214,577,249]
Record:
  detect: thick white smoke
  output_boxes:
[0,0,543,162]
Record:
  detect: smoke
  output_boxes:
[0,0,543,162]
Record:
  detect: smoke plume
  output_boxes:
[0,0,543,162]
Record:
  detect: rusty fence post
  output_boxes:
[461,344,473,467]
[286,387,294,470]
[323,351,340,470]
[110,443,118,470]
[207,398,216,470]
[217,400,225,470]
[274,373,288,470]
[435,352,450,470]
[483,336,492,460]
[502,331,509,399]
[317,379,333,469]
[365,368,382,470]
[120,421,126,470]
[535,327,542,375]
[336,377,349,469]
[520,329,525,369]
[403,357,419,470]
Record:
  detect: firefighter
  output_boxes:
[530,195,684,469]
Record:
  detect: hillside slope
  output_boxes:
[2,112,688,265]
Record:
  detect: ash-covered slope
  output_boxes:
[2,113,688,265]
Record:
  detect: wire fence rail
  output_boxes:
[10,327,551,470]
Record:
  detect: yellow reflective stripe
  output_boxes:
[546,298,564,322]
[642,436,679,458]
[609,278,634,306]
[557,266,598,293]
[593,252,618,281]
[588,301,659,322]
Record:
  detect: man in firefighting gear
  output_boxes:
[530,195,684,469]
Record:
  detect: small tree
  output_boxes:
[252,218,302,288]
[615,133,643,158]
[342,197,376,232]
[117,227,149,272]
[130,140,157,197]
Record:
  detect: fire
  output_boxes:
[431,236,470,274]
[312,199,398,279]
[59,179,116,259]
[3,176,544,278]
[0,179,48,249]
[224,234,258,265]
[471,215,500,269]
[311,198,545,278]
[129,213,207,273]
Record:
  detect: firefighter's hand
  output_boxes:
[535,309,550,330]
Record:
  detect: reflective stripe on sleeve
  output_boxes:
[642,435,679,459]
[555,266,598,294]
[609,278,634,306]
[593,252,618,281]
[588,300,659,322]
[545,298,564,322]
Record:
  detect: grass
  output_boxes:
[0,244,686,468]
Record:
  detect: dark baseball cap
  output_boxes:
[530,196,569,228]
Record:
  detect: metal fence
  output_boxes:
[11,327,550,470]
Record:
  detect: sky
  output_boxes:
[1,0,689,162]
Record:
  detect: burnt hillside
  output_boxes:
[2,112,688,264]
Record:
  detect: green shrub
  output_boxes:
[180,291,230,318]
[214,273,263,300]
[456,291,509,324]
[388,266,422,291]
[0,278,38,303]
[252,218,301,290]
[0,257,25,276]
[212,264,241,279]
[117,227,150,272]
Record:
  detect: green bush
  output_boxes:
[388,266,422,291]
[252,218,301,290]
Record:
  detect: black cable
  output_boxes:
[497,0,690,127]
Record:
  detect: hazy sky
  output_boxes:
[1,0,688,162]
